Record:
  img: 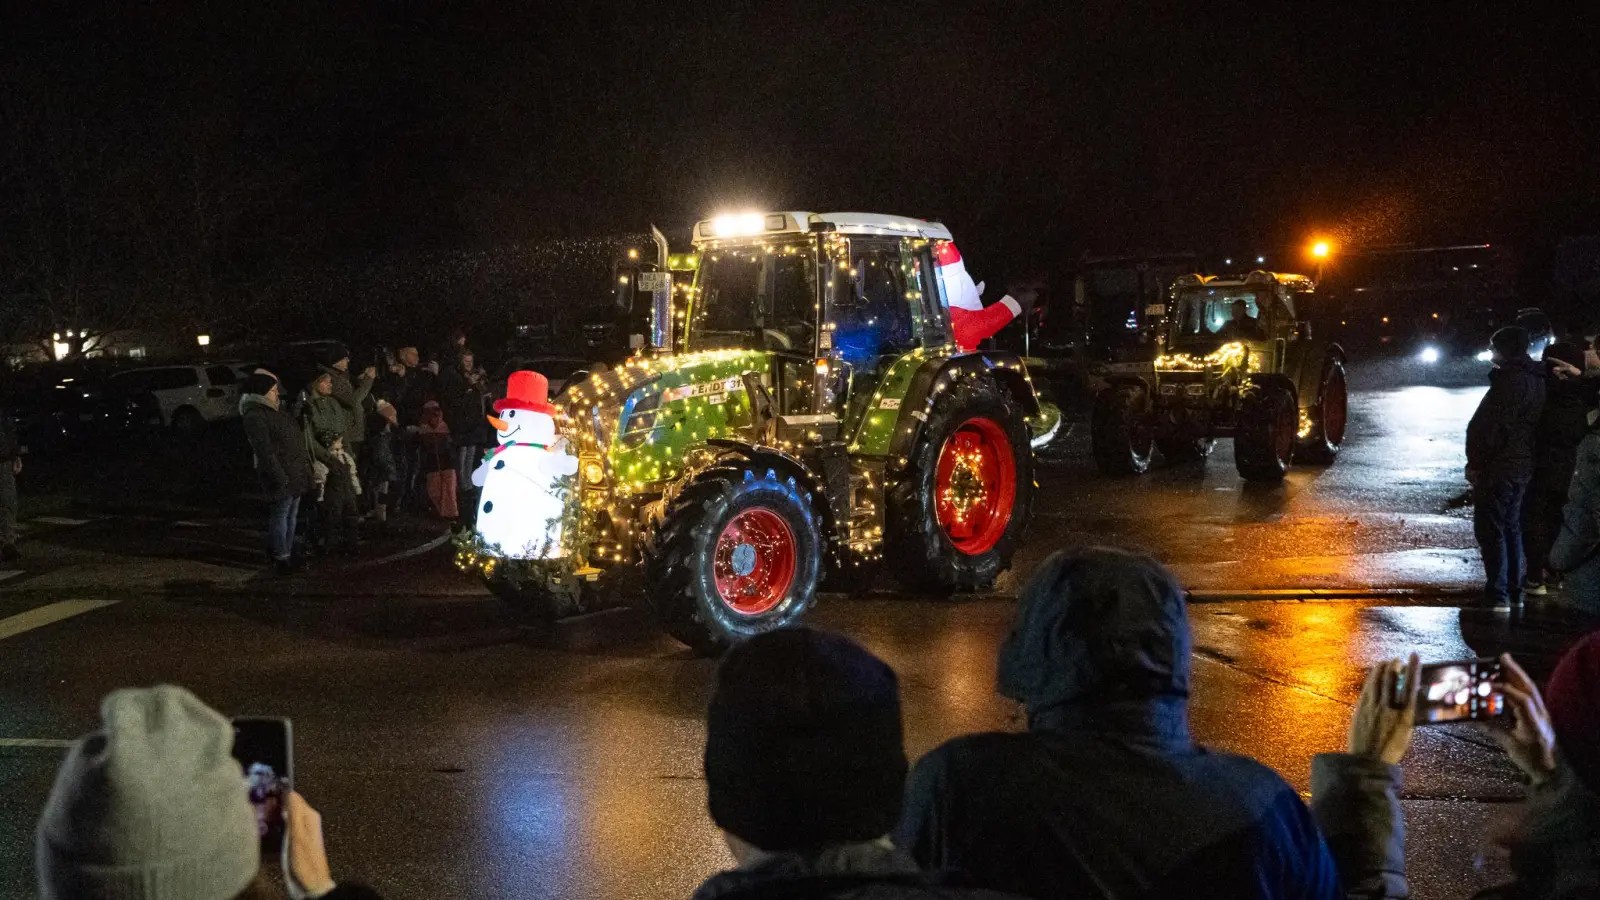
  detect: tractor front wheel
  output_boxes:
[1296,358,1348,465]
[888,375,1033,594]
[1235,382,1298,482]
[642,462,823,654]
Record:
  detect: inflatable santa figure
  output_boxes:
[935,242,1023,352]
[472,371,580,560]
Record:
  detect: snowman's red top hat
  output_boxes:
[494,370,557,416]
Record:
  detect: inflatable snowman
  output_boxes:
[472,370,580,560]
[934,241,1023,352]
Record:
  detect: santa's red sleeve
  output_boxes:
[951,296,1023,351]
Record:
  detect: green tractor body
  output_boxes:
[1091,270,1349,482]
[461,212,1039,652]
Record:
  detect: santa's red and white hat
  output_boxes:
[494,370,557,416]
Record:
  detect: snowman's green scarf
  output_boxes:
[483,441,549,462]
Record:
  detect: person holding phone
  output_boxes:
[36,685,383,900]
[1310,637,1600,899]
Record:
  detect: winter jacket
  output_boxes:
[896,549,1341,900]
[241,393,314,501]
[437,366,487,439]
[300,393,348,467]
[1311,752,1600,899]
[1552,431,1600,613]
[1468,356,1548,480]
[1535,360,1593,485]
[692,842,1026,900]
[322,364,375,446]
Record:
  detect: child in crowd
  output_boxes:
[418,400,458,520]
[314,428,362,553]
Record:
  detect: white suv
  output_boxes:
[106,364,243,434]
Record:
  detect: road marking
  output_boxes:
[0,570,24,583]
[0,738,74,748]
[0,599,120,642]
[31,516,93,526]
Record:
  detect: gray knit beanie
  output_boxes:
[36,685,259,900]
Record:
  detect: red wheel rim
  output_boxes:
[712,508,796,615]
[1322,370,1347,445]
[935,417,1017,555]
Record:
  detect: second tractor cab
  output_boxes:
[461,211,1040,653]
[1091,270,1349,482]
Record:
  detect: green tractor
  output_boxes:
[1091,270,1349,482]
[459,211,1040,652]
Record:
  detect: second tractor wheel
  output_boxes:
[1091,384,1154,475]
[641,462,822,654]
[1296,358,1348,465]
[888,375,1034,594]
[1235,382,1298,482]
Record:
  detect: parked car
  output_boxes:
[0,365,161,453]
[105,363,243,434]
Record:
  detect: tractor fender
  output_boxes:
[885,353,1039,475]
[1282,339,1346,410]
[701,438,841,540]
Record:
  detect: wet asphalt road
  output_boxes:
[2,357,1596,900]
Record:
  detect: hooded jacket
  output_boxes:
[896,548,1340,900]
[1468,356,1547,480]
[241,393,313,501]
[1551,430,1600,612]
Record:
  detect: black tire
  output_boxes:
[1156,436,1216,462]
[1296,358,1348,465]
[887,375,1034,593]
[1235,382,1298,482]
[1091,384,1153,475]
[641,462,823,654]
[171,407,205,438]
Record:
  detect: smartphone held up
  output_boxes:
[1391,658,1506,724]
[231,717,293,854]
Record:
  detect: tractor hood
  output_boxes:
[558,350,769,488]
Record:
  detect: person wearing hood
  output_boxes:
[896,547,1339,900]
[1551,412,1600,613]
[1311,633,1600,898]
[1526,341,1595,595]
[695,627,1024,900]
[240,373,313,573]
[1467,326,1548,607]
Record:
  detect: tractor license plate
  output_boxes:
[1186,384,1206,396]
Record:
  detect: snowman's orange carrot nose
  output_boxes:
[487,415,510,432]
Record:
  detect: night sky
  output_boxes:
[4,2,1598,278]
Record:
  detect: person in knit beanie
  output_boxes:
[1546,631,1600,792]
[36,685,382,900]
[694,627,1020,900]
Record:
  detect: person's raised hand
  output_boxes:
[1481,653,1557,785]
[361,366,377,381]
[1349,655,1420,765]
[282,791,337,899]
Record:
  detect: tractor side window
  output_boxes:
[830,239,914,372]
[909,244,951,344]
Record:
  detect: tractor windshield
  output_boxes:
[1169,286,1270,346]
[687,242,818,353]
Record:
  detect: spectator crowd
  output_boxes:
[238,332,494,573]
[30,546,1600,900]
[1467,311,1600,613]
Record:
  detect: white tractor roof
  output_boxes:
[691,211,952,244]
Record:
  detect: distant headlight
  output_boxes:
[1419,346,1441,364]
[1475,349,1494,363]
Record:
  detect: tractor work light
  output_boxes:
[709,212,767,238]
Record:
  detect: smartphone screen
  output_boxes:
[1396,659,1506,723]
[231,717,293,854]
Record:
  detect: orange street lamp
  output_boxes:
[1311,241,1331,258]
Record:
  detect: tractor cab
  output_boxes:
[1164,271,1314,371]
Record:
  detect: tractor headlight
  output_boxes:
[1476,348,1494,363]
[1419,346,1441,364]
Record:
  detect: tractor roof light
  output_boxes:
[709,212,767,238]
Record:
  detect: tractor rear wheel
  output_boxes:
[888,375,1033,594]
[1296,358,1348,465]
[642,462,822,654]
[1091,384,1154,475]
[1235,382,1298,482]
